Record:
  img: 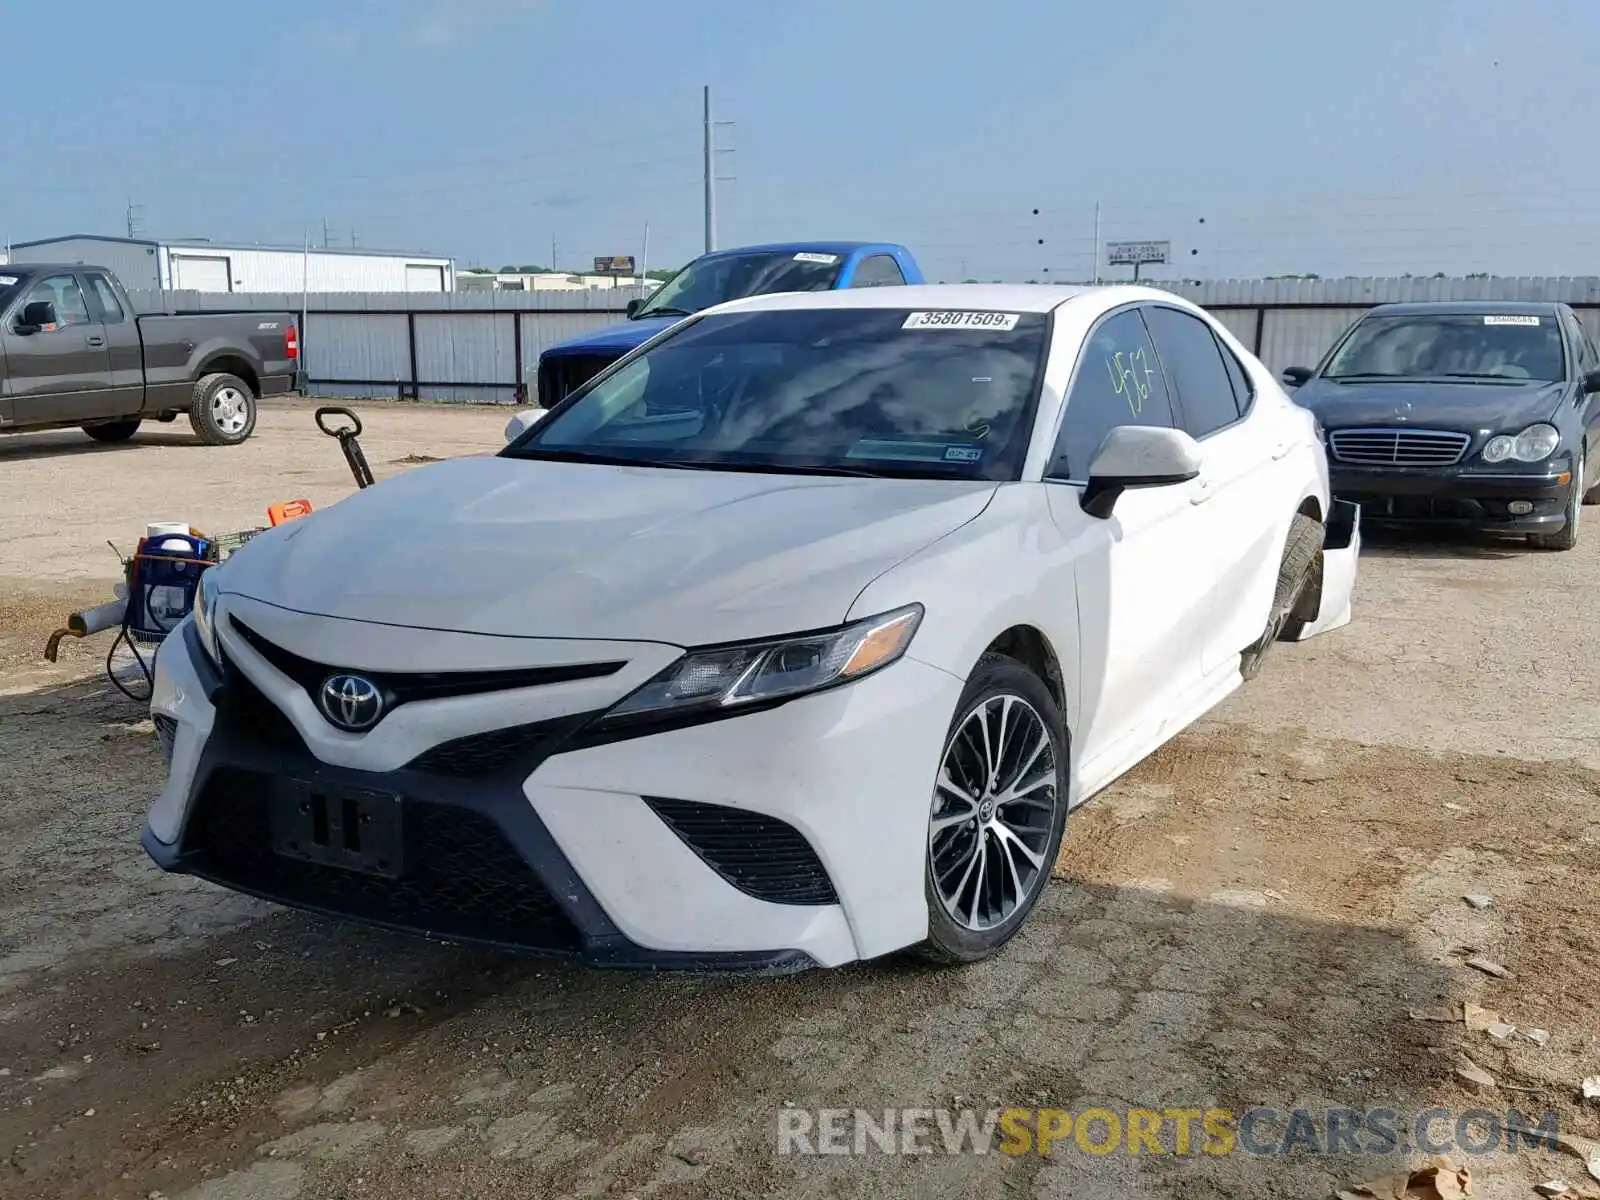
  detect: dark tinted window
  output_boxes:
[516,307,1048,481]
[1217,333,1254,411]
[1050,308,1176,479]
[1564,309,1595,373]
[1326,312,1565,382]
[1142,306,1241,436]
[85,273,125,324]
[635,251,843,317]
[850,254,906,288]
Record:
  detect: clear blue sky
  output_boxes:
[7,0,1600,282]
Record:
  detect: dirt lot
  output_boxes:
[2,402,1599,1199]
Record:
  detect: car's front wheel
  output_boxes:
[916,653,1069,965]
[1531,450,1582,551]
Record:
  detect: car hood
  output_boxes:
[543,316,682,357]
[218,457,997,643]
[1295,378,1566,430]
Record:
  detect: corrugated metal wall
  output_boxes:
[9,238,163,289]
[121,278,1600,402]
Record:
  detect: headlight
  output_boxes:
[192,568,221,664]
[1484,423,1560,464]
[603,604,923,722]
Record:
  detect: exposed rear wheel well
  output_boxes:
[1297,495,1323,523]
[982,626,1066,715]
[198,355,259,395]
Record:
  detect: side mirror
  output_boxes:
[504,408,546,443]
[1583,369,1600,395]
[15,300,56,334]
[1281,365,1313,388]
[1080,426,1203,519]
[625,299,643,319]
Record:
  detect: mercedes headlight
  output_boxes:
[192,568,221,664]
[1483,423,1560,464]
[603,604,923,723]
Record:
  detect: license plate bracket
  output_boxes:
[269,778,406,878]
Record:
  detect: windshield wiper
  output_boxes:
[1327,372,1416,381]
[507,448,719,470]
[1438,372,1533,383]
[633,306,693,319]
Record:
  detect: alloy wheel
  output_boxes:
[929,693,1060,930]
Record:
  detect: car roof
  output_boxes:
[0,263,91,276]
[700,241,894,259]
[708,282,1177,317]
[1366,300,1563,316]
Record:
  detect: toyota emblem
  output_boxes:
[319,674,385,731]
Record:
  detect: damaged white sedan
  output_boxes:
[142,284,1358,970]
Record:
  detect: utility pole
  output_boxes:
[125,198,144,239]
[641,221,650,284]
[703,86,716,253]
[350,227,358,249]
[550,236,557,272]
[1092,201,1102,285]
[322,216,331,249]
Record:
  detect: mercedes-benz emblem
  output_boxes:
[319,674,384,731]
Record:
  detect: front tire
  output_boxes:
[915,653,1069,966]
[1240,512,1324,680]
[82,419,141,443]
[1530,452,1581,551]
[189,373,257,446]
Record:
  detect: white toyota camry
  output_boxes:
[143,284,1359,970]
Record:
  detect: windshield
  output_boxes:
[633,251,844,318]
[508,307,1048,480]
[1324,312,1565,382]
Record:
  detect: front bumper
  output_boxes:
[142,604,963,970]
[1329,459,1575,531]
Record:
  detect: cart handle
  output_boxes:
[315,406,363,439]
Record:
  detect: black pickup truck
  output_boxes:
[0,263,298,446]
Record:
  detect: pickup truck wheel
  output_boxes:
[82,419,142,443]
[189,373,257,446]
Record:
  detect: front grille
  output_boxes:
[183,768,580,950]
[407,715,590,778]
[1329,427,1470,467]
[218,662,304,751]
[538,353,617,406]
[646,797,838,906]
[229,618,622,723]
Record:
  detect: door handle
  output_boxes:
[86,335,105,347]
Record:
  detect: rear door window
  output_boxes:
[1141,305,1242,437]
[84,273,126,324]
[850,255,907,288]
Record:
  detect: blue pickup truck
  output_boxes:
[535,241,924,406]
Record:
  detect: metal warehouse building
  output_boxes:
[5,234,454,293]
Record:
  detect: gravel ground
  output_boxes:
[2,403,1598,1199]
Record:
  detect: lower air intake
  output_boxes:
[645,796,839,907]
[184,768,580,951]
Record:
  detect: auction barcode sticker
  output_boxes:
[1484,315,1540,326]
[793,252,839,264]
[903,311,1020,331]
